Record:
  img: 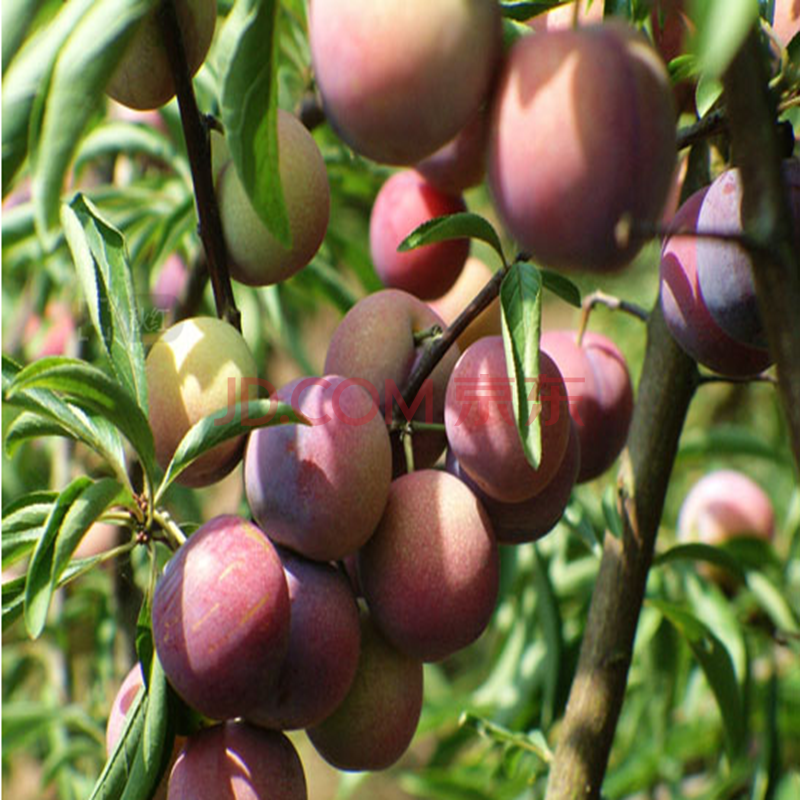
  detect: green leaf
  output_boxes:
[459,712,553,763]
[156,398,308,502]
[540,269,581,308]
[4,411,79,456]
[677,424,791,464]
[62,194,149,412]
[24,476,93,638]
[7,357,156,483]
[648,599,746,759]
[219,0,290,246]
[1,0,95,195]
[695,72,724,118]
[653,542,746,580]
[533,548,563,728]
[31,0,157,244]
[398,212,506,266]
[500,1,566,22]
[3,492,58,568]
[500,261,543,469]
[53,478,125,578]
[88,677,146,800]
[690,0,760,79]
[141,656,169,776]
[746,572,800,634]
[1,0,42,73]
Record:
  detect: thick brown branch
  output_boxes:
[157,0,240,330]
[722,32,800,475]
[545,304,698,799]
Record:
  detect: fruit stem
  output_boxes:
[576,291,648,347]
[157,0,241,331]
[397,265,508,416]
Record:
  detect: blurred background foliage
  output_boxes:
[3,1,800,799]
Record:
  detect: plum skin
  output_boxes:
[216,109,330,287]
[107,0,216,111]
[444,336,571,503]
[370,170,469,300]
[306,613,424,772]
[244,375,392,562]
[445,419,580,545]
[539,330,634,483]
[308,0,502,165]
[359,469,499,662]
[151,515,290,722]
[168,721,307,800]
[488,22,676,272]
[660,187,773,377]
[145,316,259,487]
[246,549,361,730]
[324,289,460,473]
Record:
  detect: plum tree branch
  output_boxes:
[722,31,800,476]
[545,303,698,799]
[157,0,241,331]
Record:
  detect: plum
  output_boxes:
[488,22,676,272]
[660,186,773,376]
[244,375,392,561]
[306,614,423,772]
[444,336,571,503]
[308,0,501,164]
[359,469,499,661]
[152,516,290,721]
[370,170,469,300]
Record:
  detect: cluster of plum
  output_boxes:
[97,0,797,798]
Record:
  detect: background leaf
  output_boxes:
[500,261,543,469]
[62,194,149,412]
[218,0,289,245]
[690,0,760,79]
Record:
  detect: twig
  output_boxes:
[675,108,727,151]
[157,0,240,330]
[576,291,648,346]
[697,372,777,386]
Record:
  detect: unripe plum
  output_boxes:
[247,550,361,730]
[106,0,216,111]
[168,722,306,800]
[488,22,676,272]
[152,516,290,721]
[217,109,330,286]
[307,614,423,772]
[445,419,580,545]
[359,469,498,661]
[696,162,800,349]
[415,106,490,195]
[444,336,571,503]
[660,187,773,377]
[428,256,502,352]
[145,316,258,487]
[539,329,634,483]
[244,375,392,561]
[308,0,502,165]
[324,290,460,473]
[370,170,469,300]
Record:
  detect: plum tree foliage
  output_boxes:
[2,2,800,800]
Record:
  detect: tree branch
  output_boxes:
[545,304,698,799]
[157,0,240,330]
[722,31,800,475]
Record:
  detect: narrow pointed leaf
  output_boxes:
[31,0,156,243]
[62,194,148,411]
[500,261,543,469]
[5,411,79,456]
[540,269,581,308]
[500,2,566,22]
[24,476,93,638]
[219,0,289,246]
[8,357,156,482]
[649,599,746,759]
[156,398,307,502]
[398,212,505,265]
